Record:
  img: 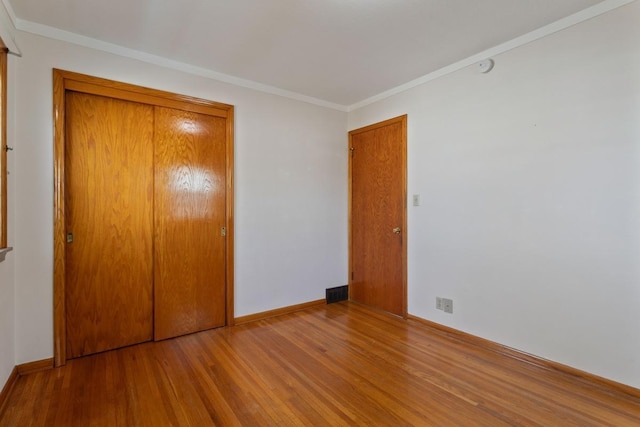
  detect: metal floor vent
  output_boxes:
[326,285,348,304]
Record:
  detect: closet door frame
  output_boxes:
[53,69,235,367]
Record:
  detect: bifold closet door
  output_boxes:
[65,92,154,358]
[154,106,227,340]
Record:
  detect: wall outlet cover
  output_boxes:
[443,298,453,314]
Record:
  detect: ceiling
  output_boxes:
[7,0,605,107]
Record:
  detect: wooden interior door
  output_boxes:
[65,91,154,358]
[153,107,227,340]
[349,115,407,316]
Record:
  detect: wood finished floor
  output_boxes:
[2,302,639,426]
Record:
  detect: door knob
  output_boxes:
[392,227,401,234]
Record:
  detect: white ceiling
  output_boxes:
[7,0,606,107]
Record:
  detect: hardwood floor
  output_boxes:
[2,302,639,426]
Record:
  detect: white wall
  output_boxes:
[0,241,14,391]
[0,264,13,390]
[0,50,16,390]
[6,0,639,394]
[12,31,348,364]
[349,1,640,388]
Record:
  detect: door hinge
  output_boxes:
[351,271,354,281]
[349,147,354,157]
[221,227,226,237]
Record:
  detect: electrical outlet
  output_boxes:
[443,298,453,314]
[436,297,443,310]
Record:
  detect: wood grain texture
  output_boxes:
[2,302,639,426]
[408,314,640,401]
[0,46,7,249]
[154,107,227,340]
[16,359,54,376]
[0,367,17,417]
[0,46,9,248]
[53,69,68,366]
[349,115,407,316]
[225,107,235,326]
[54,70,235,365]
[54,69,232,118]
[234,299,325,325]
[65,92,154,358]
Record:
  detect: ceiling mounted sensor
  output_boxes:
[477,59,495,74]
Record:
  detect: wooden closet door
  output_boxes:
[154,107,227,340]
[65,92,154,358]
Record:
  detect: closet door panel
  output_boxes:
[65,92,154,358]
[154,107,227,340]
